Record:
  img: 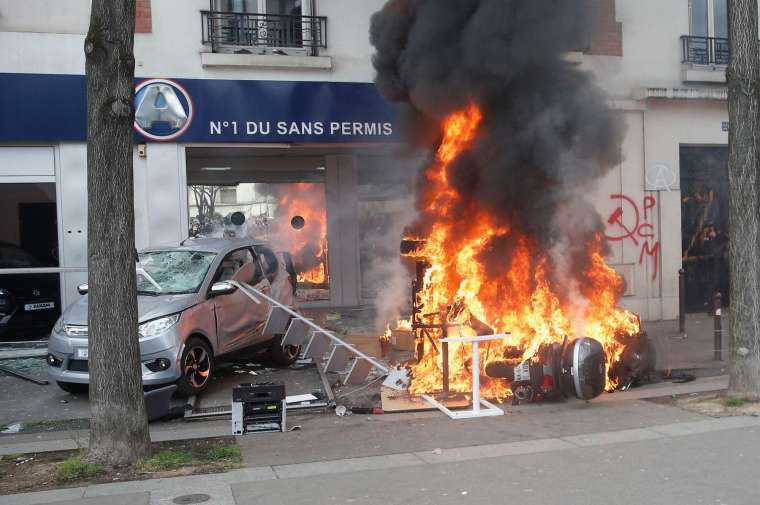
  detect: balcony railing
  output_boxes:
[681,35,729,66]
[201,11,327,56]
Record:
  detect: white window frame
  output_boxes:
[257,0,311,55]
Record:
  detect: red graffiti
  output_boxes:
[605,194,660,280]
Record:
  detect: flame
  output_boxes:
[263,183,329,285]
[395,104,640,399]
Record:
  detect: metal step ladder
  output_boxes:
[230,281,390,386]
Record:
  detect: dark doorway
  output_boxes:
[680,145,729,312]
[19,202,58,266]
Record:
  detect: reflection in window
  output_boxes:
[0,182,61,339]
[690,0,708,37]
[680,146,730,312]
[188,182,328,302]
[713,0,727,38]
[690,0,728,38]
[219,187,238,204]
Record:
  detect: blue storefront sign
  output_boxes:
[0,73,398,143]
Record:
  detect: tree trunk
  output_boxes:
[727,0,760,399]
[85,0,151,464]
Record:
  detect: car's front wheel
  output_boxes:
[177,338,214,396]
[57,381,88,394]
[269,335,301,366]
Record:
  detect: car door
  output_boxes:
[213,247,272,355]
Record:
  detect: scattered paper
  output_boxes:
[286,394,318,404]
[2,423,21,434]
[382,367,411,392]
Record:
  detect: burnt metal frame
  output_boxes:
[201,9,327,56]
[411,260,489,400]
[421,333,509,420]
[681,35,729,65]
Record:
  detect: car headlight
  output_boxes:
[53,316,65,334]
[138,314,180,339]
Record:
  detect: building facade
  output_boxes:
[0,0,732,339]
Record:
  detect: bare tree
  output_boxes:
[727,0,760,399]
[85,0,151,464]
[190,185,222,232]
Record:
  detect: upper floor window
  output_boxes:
[690,0,727,39]
[683,0,728,66]
[213,0,302,17]
[203,0,326,55]
[219,187,238,204]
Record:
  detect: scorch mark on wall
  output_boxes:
[605,193,660,280]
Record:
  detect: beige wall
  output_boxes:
[588,98,729,321]
[0,0,90,34]
[0,0,384,82]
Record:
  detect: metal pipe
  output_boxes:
[713,291,722,361]
[472,340,480,413]
[412,323,466,330]
[0,365,48,385]
[0,267,87,275]
[230,281,389,373]
[441,310,449,398]
[678,268,686,334]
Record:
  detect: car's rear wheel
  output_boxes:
[57,381,88,394]
[269,335,300,366]
[177,338,214,396]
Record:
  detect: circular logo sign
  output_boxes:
[645,163,676,191]
[134,78,193,141]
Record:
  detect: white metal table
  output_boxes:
[421,333,511,420]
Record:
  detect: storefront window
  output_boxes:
[0,183,61,339]
[188,176,329,303]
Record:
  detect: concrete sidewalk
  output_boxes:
[0,420,231,456]
[644,313,729,373]
[0,374,728,457]
[4,414,759,505]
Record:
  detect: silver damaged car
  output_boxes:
[47,238,300,395]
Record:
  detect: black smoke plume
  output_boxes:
[370,0,624,298]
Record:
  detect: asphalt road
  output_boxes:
[233,425,760,505]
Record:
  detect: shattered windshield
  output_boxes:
[136,251,216,295]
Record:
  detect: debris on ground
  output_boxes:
[1,423,21,434]
[0,363,49,385]
[286,394,318,405]
[382,367,411,392]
